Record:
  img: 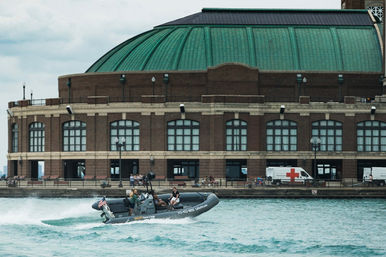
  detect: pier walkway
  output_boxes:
[0,178,385,198]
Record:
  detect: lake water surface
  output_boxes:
[0,197,385,256]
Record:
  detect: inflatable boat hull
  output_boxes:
[92,192,219,224]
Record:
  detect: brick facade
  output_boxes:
[7,64,386,181]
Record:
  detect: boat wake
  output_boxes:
[0,197,98,227]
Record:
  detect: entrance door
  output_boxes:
[226,160,247,181]
[167,160,199,180]
[30,161,38,180]
[63,160,85,180]
[13,160,18,177]
[110,159,138,179]
[30,161,45,180]
[357,160,386,181]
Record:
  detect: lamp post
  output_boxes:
[163,73,169,101]
[338,74,344,102]
[296,74,308,99]
[151,76,156,95]
[67,78,71,103]
[23,83,26,100]
[310,137,321,180]
[120,74,126,101]
[296,73,303,98]
[115,137,126,188]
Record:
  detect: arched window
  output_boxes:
[312,120,342,151]
[226,119,247,151]
[168,120,199,151]
[11,123,18,152]
[266,120,297,151]
[29,122,45,152]
[110,120,140,151]
[357,120,386,152]
[63,120,86,151]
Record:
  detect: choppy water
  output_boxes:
[0,197,385,257]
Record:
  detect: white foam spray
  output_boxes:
[0,197,97,226]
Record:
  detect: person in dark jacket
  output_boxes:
[169,187,180,207]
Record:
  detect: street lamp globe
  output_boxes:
[310,137,321,181]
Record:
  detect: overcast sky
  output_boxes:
[0,0,340,175]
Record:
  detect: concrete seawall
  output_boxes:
[1,187,385,198]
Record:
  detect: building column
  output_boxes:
[342,159,357,181]
[247,159,265,178]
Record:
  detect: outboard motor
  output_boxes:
[94,197,115,222]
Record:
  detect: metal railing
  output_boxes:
[0,177,381,189]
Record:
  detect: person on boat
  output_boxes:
[124,189,140,216]
[150,190,167,207]
[124,190,134,215]
[169,187,180,207]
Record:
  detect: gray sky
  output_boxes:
[0,0,340,175]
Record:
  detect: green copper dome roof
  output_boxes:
[86,9,382,73]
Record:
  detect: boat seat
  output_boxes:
[156,205,168,210]
[173,203,183,209]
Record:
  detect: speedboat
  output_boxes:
[91,172,219,224]
[92,192,219,224]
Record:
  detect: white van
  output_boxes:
[266,167,313,185]
[363,167,386,186]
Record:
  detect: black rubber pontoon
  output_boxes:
[92,192,219,224]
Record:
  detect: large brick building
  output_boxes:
[7,8,386,182]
